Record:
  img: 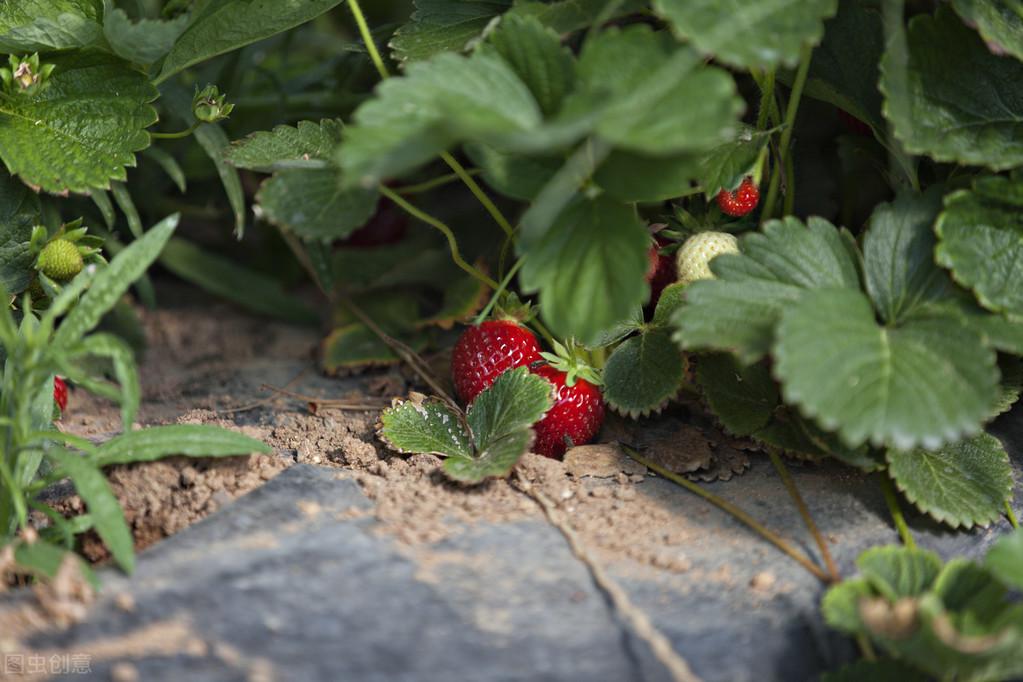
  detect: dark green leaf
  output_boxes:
[519,195,649,344]
[603,329,685,418]
[886,434,1013,529]
[0,169,40,294]
[102,0,188,64]
[226,119,343,172]
[697,128,770,197]
[881,6,1023,170]
[952,0,1023,62]
[257,168,379,242]
[0,51,158,194]
[696,353,778,436]
[0,0,103,52]
[857,545,943,600]
[986,529,1023,591]
[155,0,346,84]
[465,143,562,201]
[378,394,473,457]
[390,0,512,63]
[936,175,1023,317]
[595,150,700,202]
[485,14,574,117]
[774,288,999,449]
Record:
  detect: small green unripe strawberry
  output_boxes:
[675,231,739,285]
[37,239,84,282]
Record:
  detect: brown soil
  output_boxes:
[33,296,770,599]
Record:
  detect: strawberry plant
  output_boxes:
[1,0,1023,675]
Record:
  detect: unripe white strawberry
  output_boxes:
[675,231,739,285]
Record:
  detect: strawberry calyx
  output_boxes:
[538,339,602,388]
[488,291,535,326]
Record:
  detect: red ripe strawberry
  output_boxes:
[716,177,760,217]
[646,237,676,307]
[53,376,68,414]
[451,320,543,405]
[530,364,605,459]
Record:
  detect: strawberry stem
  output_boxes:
[347,0,517,243]
[623,445,830,583]
[379,186,500,290]
[761,42,813,221]
[879,474,916,549]
[1006,501,1019,529]
[768,451,841,583]
[474,259,525,325]
[150,122,200,140]
[392,169,483,195]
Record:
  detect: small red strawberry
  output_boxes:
[530,364,605,459]
[646,236,676,307]
[53,376,68,414]
[343,198,409,248]
[451,320,543,405]
[716,177,760,217]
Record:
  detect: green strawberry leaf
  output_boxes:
[594,150,701,202]
[96,424,272,466]
[985,529,1023,591]
[857,545,943,600]
[322,324,402,372]
[518,195,649,344]
[484,14,574,118]
[0,169,40,295]
[256,168,379,243]
[338,51,542,187]
[155,0,346,84]
[390,0,513,63]
[0,51,158,195]
[379,367,553,484]
[416,273,488,330]
[227,119,343,172]
[752,409,883,470]
[102,0,189,65]
[575,26,743,156]
[886,433,1013,529]
[774,288,998,450]
[989,356,1023,419]
[864,189,956,325]
[465,143,562,201]
[800,0,886,133]
[951,0,1023,62]
[821,576,874,633]
[652,282,686,327]
[881,6,1023,171]
[0,0,103,52]
[936,175,1023,317]
[672,216,861,363]
[378,393,473,457]
[602,329,685,418]
[697,128,770,197]
[652,0,838,68]
[696,353,778,437]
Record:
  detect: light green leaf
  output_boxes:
[653,0,838,68]
[47,448,134,573]
[54,214,176,347]
[196,123,246,237]
[886,434,1013,529]
[68,332,139,430]
[102,0,188,65]
[484,14,574,117]
[13,539,96,587]
[96,424,271,467]
[158,237,319,325]
[0,51,158,195]
[466,366,552,447]
[857,545,943,600]
[0,169,40,294]
[864,190,955,324]
[465,143,562,201]
[985,529,1023,591]
[595,150,701,202]
[576,26,742,155]
[155,0,346,84]
[0,0,103,52]
[821,577,874,633]
[519,195,649,344]
[881,6,1023,170]
[442,429,533,483]
[603,329,685,418]
[935,175,1023,317]
[256,168,379,243]
[775,288,999,450]
[226,119,343,172]
[696,354,778,436]
[952,0,1023,62]
[339,51,542,186]
[378,394,473,457]
[673,216,861,363]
